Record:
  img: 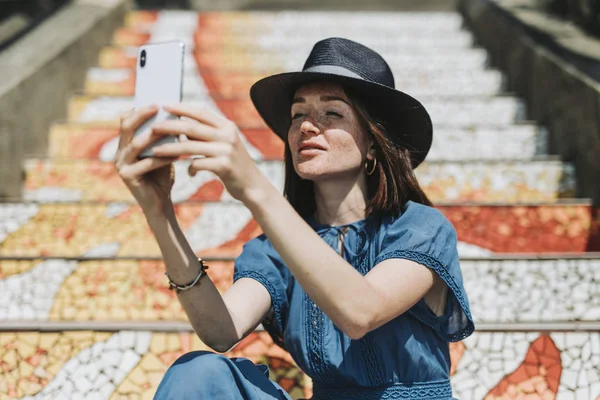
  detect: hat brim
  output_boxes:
[249,71,433,168]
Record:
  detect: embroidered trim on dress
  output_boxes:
[313,379,453,399]
[305,292,332,384]
[373,250,474,342]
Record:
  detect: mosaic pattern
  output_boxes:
[0,259,235,321]
[452,332,600,400]
[47,123,282,161]
[0,331,310,400]
[48,122,542,162]
[23,158,576,203]
[84,67,502,99]
[1,257,599,323]
[67,94,526,128]
[462,258,600,323]
[2,330,599,399]
[0,203,598,258]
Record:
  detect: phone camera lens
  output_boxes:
[140,50,146,68]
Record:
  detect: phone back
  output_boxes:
[134,40,185,157]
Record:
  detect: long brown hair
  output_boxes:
[283,85,432,220]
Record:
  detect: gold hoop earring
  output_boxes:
[365,158,377,176]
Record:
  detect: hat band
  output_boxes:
[303,65,364,80]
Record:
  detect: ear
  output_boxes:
[366,138,377,161]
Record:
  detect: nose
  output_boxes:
[300,120,320,136]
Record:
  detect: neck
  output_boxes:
[313,172,368,227]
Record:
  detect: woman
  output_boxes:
[115,38,474,399]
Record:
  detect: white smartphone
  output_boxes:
[134,40,185,158]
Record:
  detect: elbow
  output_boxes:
[340,313,373,341]
[210,341,235,353]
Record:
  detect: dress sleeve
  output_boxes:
[233,234,290,340]
[374,206,474,342]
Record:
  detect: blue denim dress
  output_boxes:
[155,201,474,400]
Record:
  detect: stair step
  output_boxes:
[99,45,497,81]
[22,158,575,204]
[47,122,543,162]
[1,328,596,399]
[126,10,467,32]
[0,203,598,258]
[1,257,599,323]
[67,94,526,126]
[85,67,503,98]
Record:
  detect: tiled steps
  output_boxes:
[66,94,527,127]
[1,257,599,323]
[85,67,504,98]
[47,122,544,161]
[2,8,599,400]
[1,203,599,258]
[2,328,597,400]
[22,158,576,204]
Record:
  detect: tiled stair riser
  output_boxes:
[1,330,598,400]
[48,123,544,161]
[1,258,599,323]
[0,204,598,257]
[85,68,502,98]
[67,95,527,127]
[23,159,576,204]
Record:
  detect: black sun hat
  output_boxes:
[249,37,433,168]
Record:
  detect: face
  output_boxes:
[287,82,372,181]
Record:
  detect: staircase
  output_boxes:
[1,9,600,400]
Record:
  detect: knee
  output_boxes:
[168,350,231,377]
[155,351,234,397]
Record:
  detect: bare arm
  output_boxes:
[145,204,272,352]
[245,184,436,340]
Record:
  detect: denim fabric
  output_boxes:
[154,351,292,400]
[158,201,474,399]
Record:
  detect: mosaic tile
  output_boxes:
[451,332,600,400]
[23,159,575,204]
[213,96,526,127]
[86,66,502,99]
[67,96,219,124]
[0,203,598,259]
[0,331,115,398]
[2,257,599,323]
[196,11,465,32]
[0,204,39,245]
[463,258,600,323]
[48,122,540,162]
[195,71,500,99]
[2,331,600,399]
[66,94,526,128]
[47,123,282,161]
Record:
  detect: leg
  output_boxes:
[154,351,291,400]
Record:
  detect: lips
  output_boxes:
[298,142,326,151]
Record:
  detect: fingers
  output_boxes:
[163,103,229,128]
[119,105,158,148]
[117,156,177,182]
[151,119,220,142]
[152,140,228,158]
[187,157,224,177]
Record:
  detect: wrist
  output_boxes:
[242,180,279,215]
[142,199,176,226]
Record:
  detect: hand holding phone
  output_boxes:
[134,40,185,158]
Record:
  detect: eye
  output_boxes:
[326,111,342,117]
[292,112,304,120]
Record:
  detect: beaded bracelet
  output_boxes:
[165,258,209,294]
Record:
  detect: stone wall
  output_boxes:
[0,0,131,200]
[459,0,600,204]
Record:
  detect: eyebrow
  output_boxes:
[291,95,351,105]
